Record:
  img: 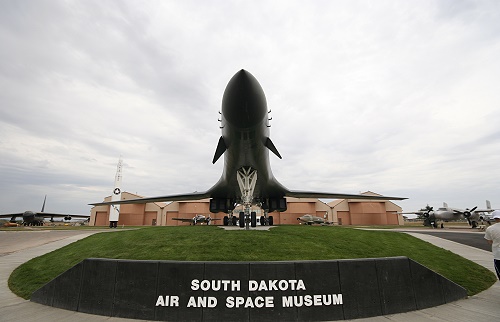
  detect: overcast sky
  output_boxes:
[1,0,499,216]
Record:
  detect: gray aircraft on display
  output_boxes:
[0,196,90,226]
[404,201,495,228]
[91,70,405,229]
[297,214,333,225]
[172,214,220,225]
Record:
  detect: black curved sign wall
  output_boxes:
[31,257,467,321]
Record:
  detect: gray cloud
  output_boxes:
[1,0,499,215]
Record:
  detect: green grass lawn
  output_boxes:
[8,225,496,299]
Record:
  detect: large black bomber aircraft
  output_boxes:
[91,70,406,229]
[1,196,90,226]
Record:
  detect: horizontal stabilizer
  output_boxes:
[265,137,282,159]
[212,136,227,164]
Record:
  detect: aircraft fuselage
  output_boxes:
[208,70,287,211]
[21,211,45,226]
[297,214,326,225]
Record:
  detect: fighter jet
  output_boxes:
[172,214,220,225]
[404,201,495,228]
[90,70,405,229]
[297,214,333,225]
[0,196,90,226]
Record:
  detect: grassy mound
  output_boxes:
[9,226,496,299]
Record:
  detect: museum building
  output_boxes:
[90,191,403,226]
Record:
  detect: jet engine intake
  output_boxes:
[209,198,235,213]
[267,197,287,212]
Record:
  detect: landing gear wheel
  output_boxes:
[268,216,274,226]
[232,216,237,226]
[251,212,257,227]
[223,216,229,226]
[260,216,265,226]
[239,212,245,228]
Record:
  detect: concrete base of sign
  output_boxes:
[31,257,467,321]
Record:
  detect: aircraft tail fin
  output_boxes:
[443,202,448,208]
[265,137,282,159]
[41,195,47,212]
[212,136,227,164]
[486,200,491,210]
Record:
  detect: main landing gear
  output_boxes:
[220,167,275,229]
[236,167,257,230]
[223,212,238,226]
[223,210,274,227]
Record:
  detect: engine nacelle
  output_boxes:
[209,198,235,213]
[266,197,287,212]
[64,216,72,221]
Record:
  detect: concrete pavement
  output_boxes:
[0,230,140,321]
[350,232,500,321]
[0,229,498,321]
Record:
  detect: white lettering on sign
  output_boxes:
[226,296,274,308]
[248,279,306,291]
[282,294,343,307]
[186,296,217,308]
[155,295,179,307]
[191,279,241,291]
[156,279,343,309]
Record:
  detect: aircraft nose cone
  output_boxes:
[222,69,268,128]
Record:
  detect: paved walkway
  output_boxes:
[0,230,498,321]
[351,232,500,321]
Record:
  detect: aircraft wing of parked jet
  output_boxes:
[400,205,433,217]
[91,190,400,205]
[1,196,89,226]
[90,70,406,227]
[0,212,89,219]
[456,200,497,214]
